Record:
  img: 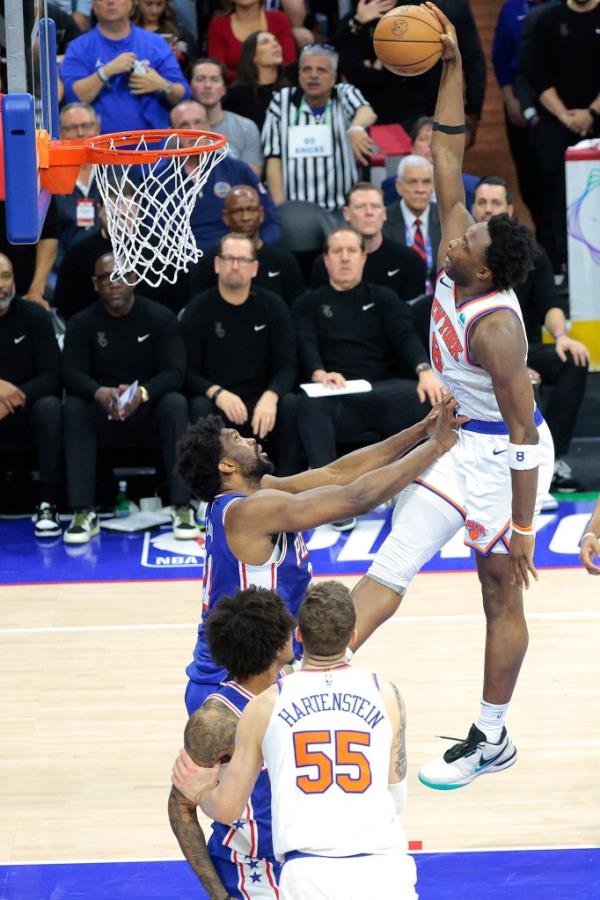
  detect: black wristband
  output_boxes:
[433,121,466,134]
[211,387,223,403]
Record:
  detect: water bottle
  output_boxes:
[115,480,130,518]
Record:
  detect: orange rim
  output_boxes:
[39,127,227,195]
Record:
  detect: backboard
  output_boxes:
[1,0,60,242]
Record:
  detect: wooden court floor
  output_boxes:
[1,569,599,865]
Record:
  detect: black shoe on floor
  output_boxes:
[33,502,61,538]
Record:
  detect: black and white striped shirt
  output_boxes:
[261,84,369,211]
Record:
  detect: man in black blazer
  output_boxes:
[382,154,441,293]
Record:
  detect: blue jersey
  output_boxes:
[205,682,280,900]
[60,25,190,134]
[186,492,312,685]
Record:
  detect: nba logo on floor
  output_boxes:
[141,528,205,569]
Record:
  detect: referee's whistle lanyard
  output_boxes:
[288,97,334,159]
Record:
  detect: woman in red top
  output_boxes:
[208,0,297,82]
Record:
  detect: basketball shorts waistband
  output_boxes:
[461,407,544,435]
[283,851,373,865]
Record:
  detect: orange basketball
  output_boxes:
[373,4,443,77]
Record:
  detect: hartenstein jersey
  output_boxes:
[206,682,278,874]
[430,269,528,421]
[187,492,312,684]
[262,666,407,861]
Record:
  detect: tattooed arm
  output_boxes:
[381,679,407,783]
[168,701,237,900]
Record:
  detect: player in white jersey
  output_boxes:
[173,581,418,900]
[350,3,555,790]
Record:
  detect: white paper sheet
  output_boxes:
[300,379,372,398]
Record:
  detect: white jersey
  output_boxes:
[429,269,528,421]
[262,666,406,862]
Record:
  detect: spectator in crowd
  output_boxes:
[190,184,304,305]
[262,44,376,212]
[492,0,547,235]
[48,1,84,55]
[54,198,112,321]
[0,200,58,309]
[294,226,443,526]
[189,58,263,175]
[311,182,426,300]
[472,176,590,492]
[380,117,479,211]
[170,100,281,249]
[53,0,92,33]
[55,103,102,267]
[132,0,196,71]
[0,254,63,538]
[60,0,190,135]
[181,233,301,474]
[223,31,290,130]
[522,0,600,274]
[382,154,440,292]
[332,0,485,144]
[207,0,297,82]
[61,252,195,543]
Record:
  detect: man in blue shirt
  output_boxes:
[170,100,281,250]
[60,0,190,134]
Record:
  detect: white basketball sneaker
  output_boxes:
[418,724,517,790]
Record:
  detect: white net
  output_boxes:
[93,132,227,287]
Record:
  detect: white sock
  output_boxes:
[476,699,509,743]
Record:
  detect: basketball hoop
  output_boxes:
[37,128,228,286]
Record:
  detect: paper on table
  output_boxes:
[118,380,139,410]
[300,379,372,398]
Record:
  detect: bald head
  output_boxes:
[222,184,264,242]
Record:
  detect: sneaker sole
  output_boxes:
[63,524,100,545]
[173,528,201,540]
[418,746,518,791]
[35,527,62,538]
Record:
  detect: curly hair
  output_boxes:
[175,415,224,502]
[206,588,296,680]
[485,214,538,290]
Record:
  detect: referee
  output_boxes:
[262,44,376,212]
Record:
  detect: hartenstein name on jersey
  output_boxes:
[431,297,464,360]
[277,691,385,729]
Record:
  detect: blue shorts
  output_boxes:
[211,850,281,898]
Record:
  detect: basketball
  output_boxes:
[373,4,443,77]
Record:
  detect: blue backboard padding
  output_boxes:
[1,849,599,899]
[2,93,47,243]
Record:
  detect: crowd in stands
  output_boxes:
[0,0,595,541]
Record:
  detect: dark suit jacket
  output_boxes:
[382,202,441,288]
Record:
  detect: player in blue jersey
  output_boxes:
[175,395,466,713]
[169,587,296,899]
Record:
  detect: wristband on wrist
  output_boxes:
[581,531,598,544]
[416,362,432,374]
[348,125,366,134]
[97,65,109,84]
[553,331,567,340]
[508,442,540,470]
[512,521,534,537]
[163,80,174,95]
[211,386,223,403]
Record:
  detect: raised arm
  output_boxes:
[426,2,474,268]
[232,396,466,537]
[168,702,237,899]
[470,312,539,589]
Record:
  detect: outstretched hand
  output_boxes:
[425,2,459,62]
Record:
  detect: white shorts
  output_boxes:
[368,418,554,593]
[279,852,418,900]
